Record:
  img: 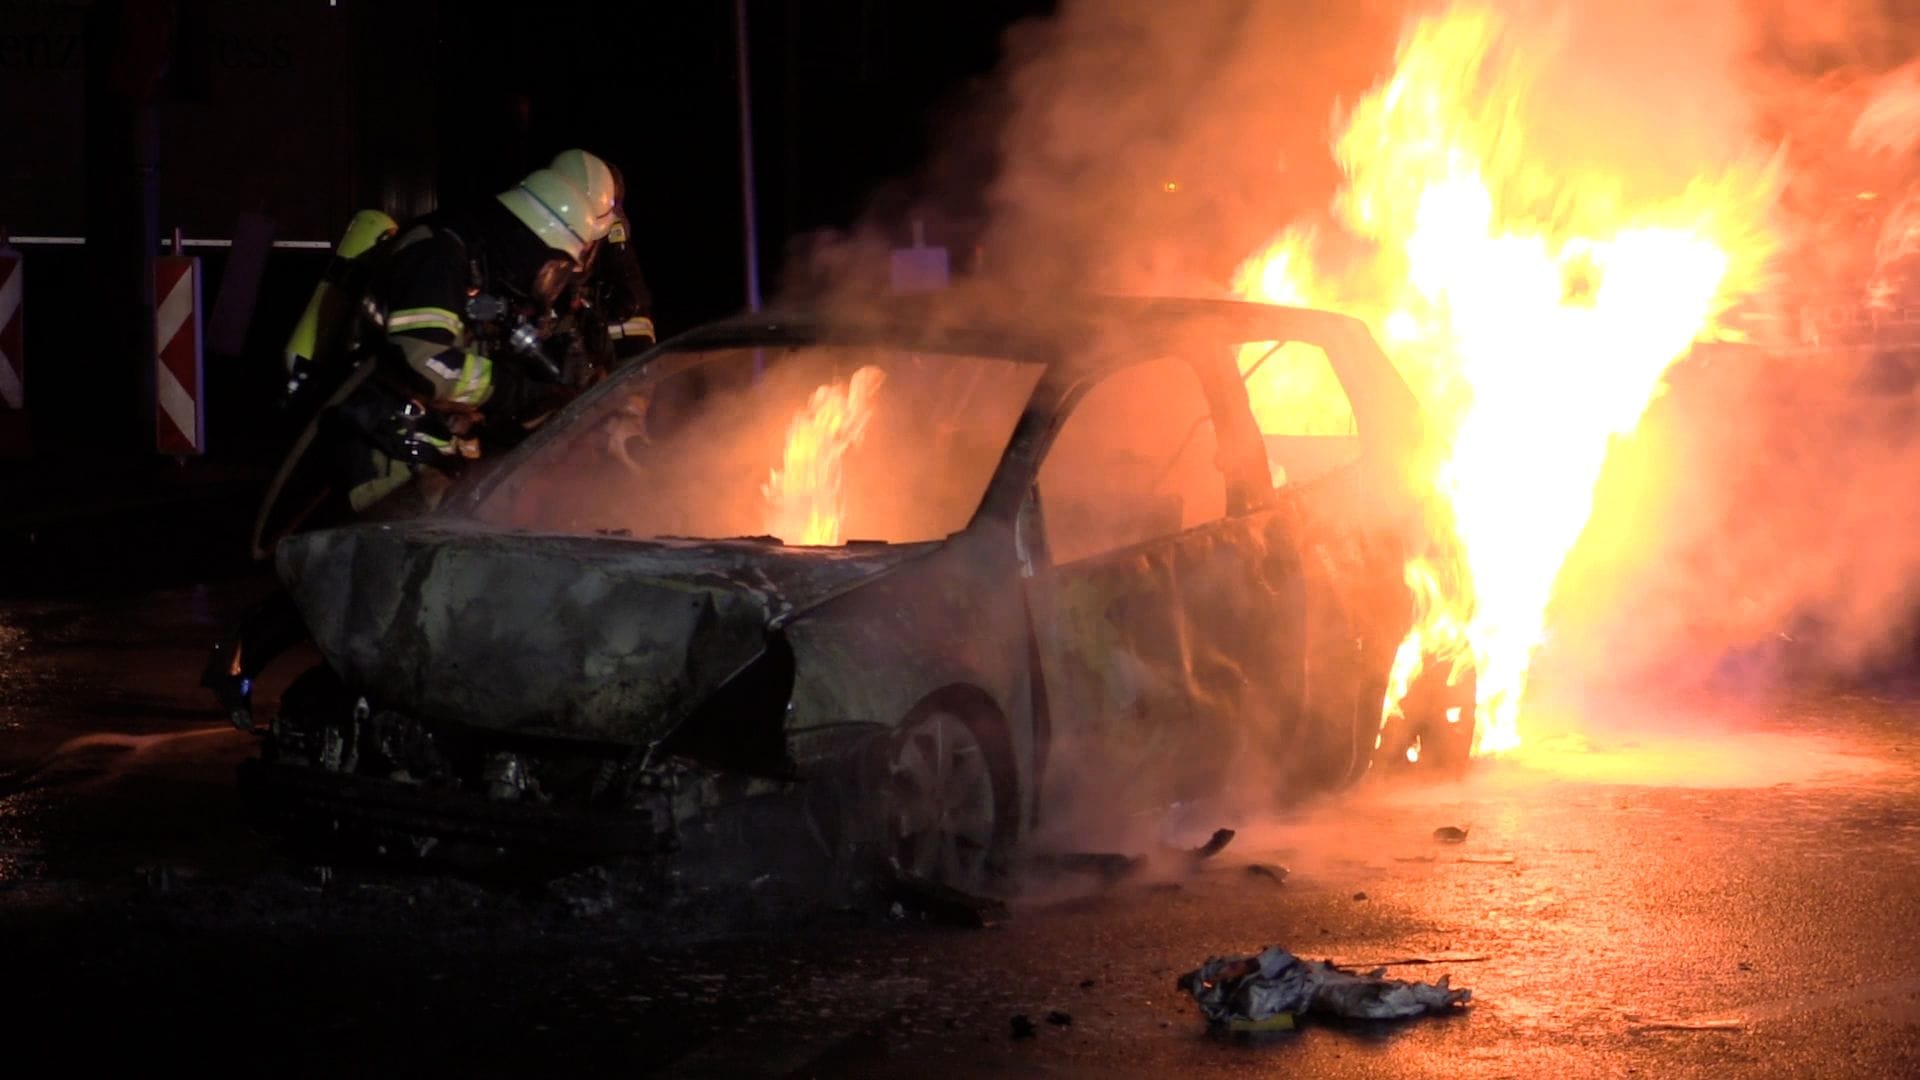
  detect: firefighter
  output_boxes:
[343,146,629,509]
[585,160,659,366]
[202,149,654,731]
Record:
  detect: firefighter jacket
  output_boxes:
[376,197,573,428]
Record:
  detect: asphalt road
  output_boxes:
[1,580,1918,1078]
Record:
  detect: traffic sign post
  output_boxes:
[153,254,206,456]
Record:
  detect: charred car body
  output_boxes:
[244,293,1472,885]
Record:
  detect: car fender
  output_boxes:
[779,527,1039,830]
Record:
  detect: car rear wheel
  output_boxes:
[1374,658,1477,776]
[886,709,999,889]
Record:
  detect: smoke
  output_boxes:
[777,1,1405,308]
[975,0,1404,298]
[1745,0,1920,306]
[1544,335,1920,696]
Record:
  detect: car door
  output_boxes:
[1242,336,1414,783]
[1020,353,1309,816]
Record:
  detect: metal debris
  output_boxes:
[885,865,1008,928]
[1177,945,1472,1026]
[1190,828,1236,859]
[1245,863,1289,883]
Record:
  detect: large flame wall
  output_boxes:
[1234,6,1781,754]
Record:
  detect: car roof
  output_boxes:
[654,289,1385,379]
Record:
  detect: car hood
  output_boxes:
[275,519,938,743]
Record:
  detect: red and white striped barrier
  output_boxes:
[0,246,22,411]
[154,255,205,455]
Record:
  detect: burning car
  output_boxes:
[243,292,1472,886]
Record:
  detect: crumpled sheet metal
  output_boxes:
[1177,945,1471,1024]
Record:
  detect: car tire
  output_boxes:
[884,708,1004,891]
[1374,658,1477,775]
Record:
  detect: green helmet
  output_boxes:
[497,149,619,262]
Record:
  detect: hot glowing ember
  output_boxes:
[1234,5,1778,754]
[764,365,887,546]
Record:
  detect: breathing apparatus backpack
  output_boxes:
[281,209,400,408]
[250,209,422,559]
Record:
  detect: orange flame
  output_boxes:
[764,366,887,546]
[1234,5,1779,754]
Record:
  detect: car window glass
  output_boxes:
[1037,355,1227,565]
[471,346,1041,546]
[1238,340,1362,487]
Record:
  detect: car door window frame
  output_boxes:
[1026,353,1253,569]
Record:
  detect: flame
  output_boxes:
[764,365,887,546]
[1234,5,1779,755]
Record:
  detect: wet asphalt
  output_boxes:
[1,579,1918,1077]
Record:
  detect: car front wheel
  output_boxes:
[885,709,999,889]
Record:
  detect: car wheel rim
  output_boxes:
[888,711,996,886]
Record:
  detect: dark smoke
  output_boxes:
[782,0,1404,307]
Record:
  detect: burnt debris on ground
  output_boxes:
[1178,944,1473,1030]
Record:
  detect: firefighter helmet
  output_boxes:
[497,149,620,263]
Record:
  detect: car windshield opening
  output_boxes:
[470,344,1044,546]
